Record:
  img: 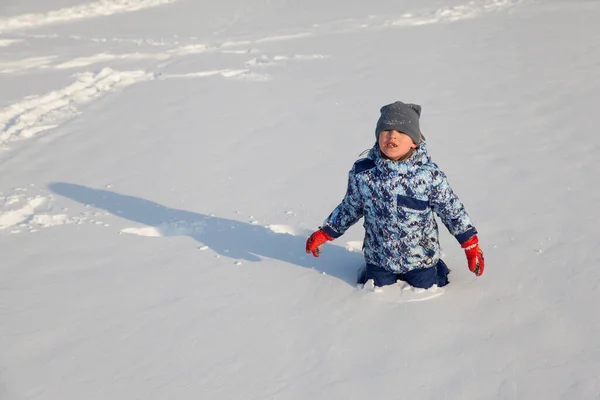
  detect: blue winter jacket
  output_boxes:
[322,141,477,273]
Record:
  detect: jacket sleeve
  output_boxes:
[321,169,364,239]
[428,166,477,244]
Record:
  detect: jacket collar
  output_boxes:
[369,141,431,174]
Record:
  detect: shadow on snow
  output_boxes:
[49,182,363,286]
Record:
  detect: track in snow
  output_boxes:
[0,0,177,32]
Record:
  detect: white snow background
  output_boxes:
[1,0,600,399]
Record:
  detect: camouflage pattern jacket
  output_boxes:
[322,141,477,273]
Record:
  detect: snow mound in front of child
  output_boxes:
[358,279,445,303]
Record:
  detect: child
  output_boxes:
[305,101,484,288]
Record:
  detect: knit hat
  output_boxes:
[375,101,422,144]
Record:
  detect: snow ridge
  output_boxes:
[0,195,46,230]
[0,187,110,232]
[387,0,522,26]
[0,68,154,145]
[0,0,177,32]
[296,0,523,35]
[0,38,23,47]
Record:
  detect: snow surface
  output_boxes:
[2,0,600,399]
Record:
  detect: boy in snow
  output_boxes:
[305,101,484,288]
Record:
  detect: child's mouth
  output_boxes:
[386,143,398,148]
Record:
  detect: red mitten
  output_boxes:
[461,235,484,276]
[306,229,333,257]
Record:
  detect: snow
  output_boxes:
[1,0,600,399]
[360,280,447,303]
[1,68,154,144]
[0,0,177,32]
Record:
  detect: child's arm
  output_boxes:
[428,166,484,275]
[321,169,364,239]
[428,166,477,244]
[306,168,364,257]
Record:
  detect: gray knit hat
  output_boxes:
[375,101,422,144]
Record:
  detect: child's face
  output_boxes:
[378,130,417,161]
